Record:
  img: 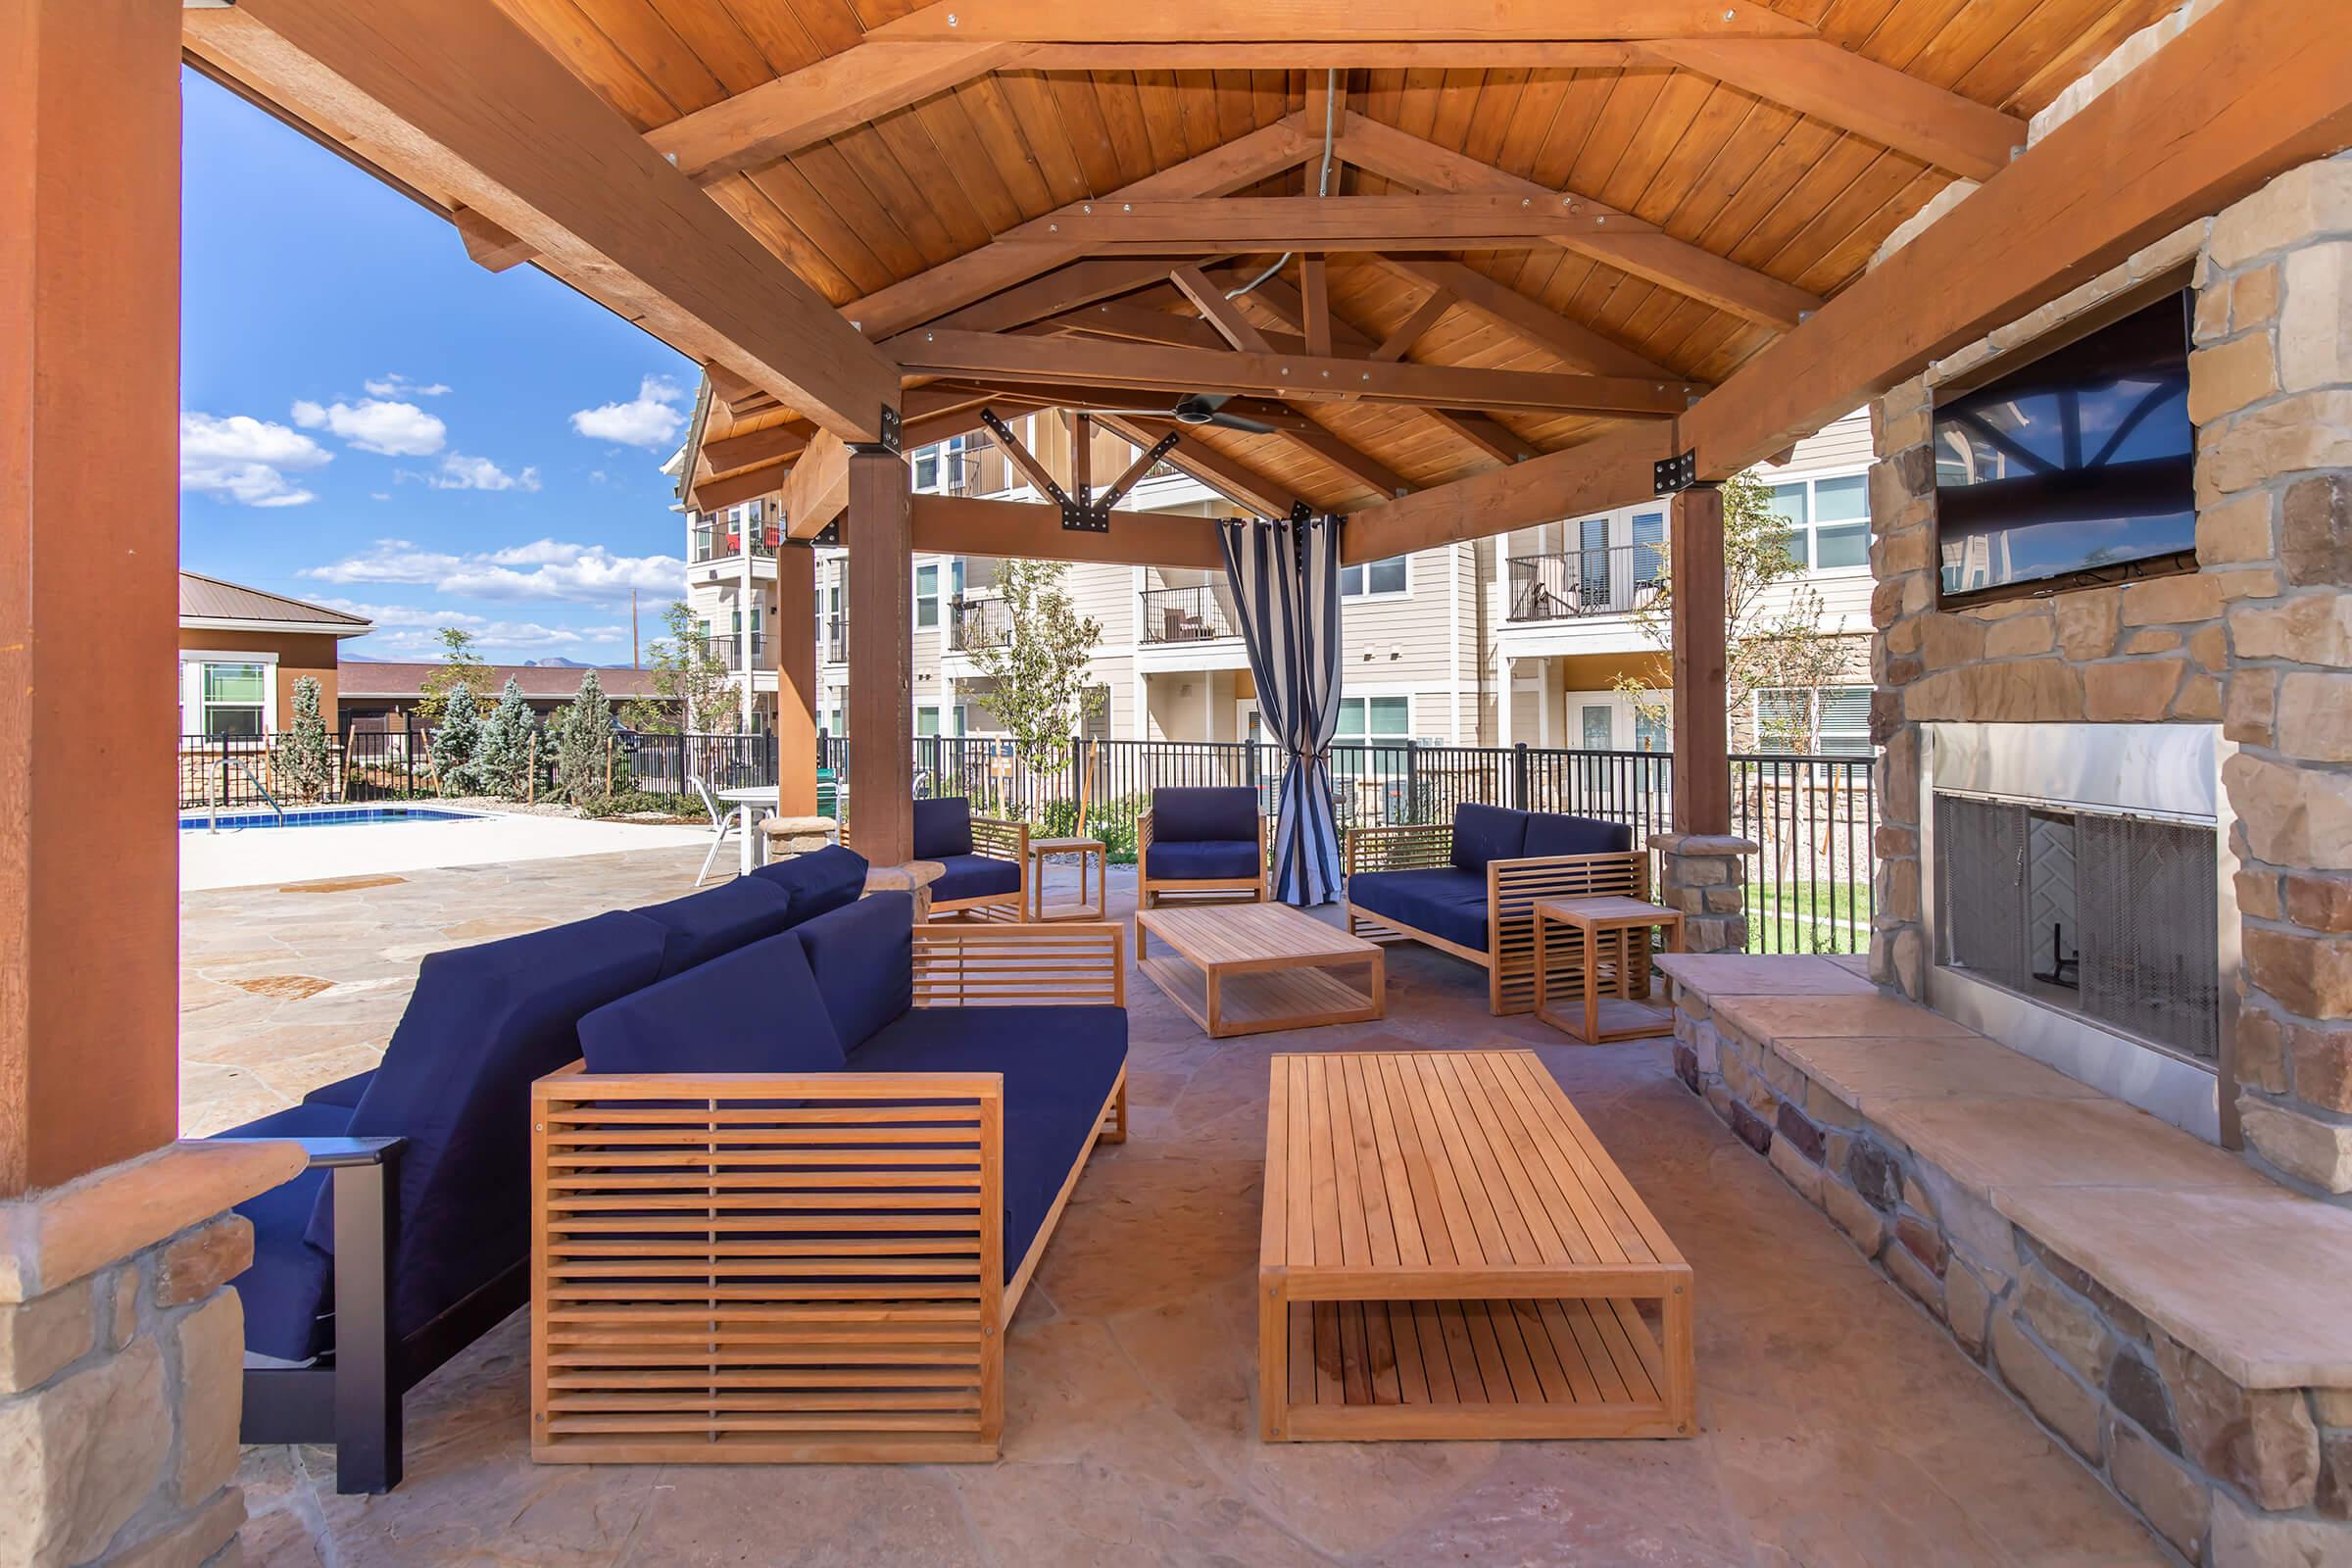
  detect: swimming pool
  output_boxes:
[178,806,488,831]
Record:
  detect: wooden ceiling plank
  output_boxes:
[185,0,898,441]
[1380,257,1681,378]
[1368,284,1456,362]
[1170,265,1274,351]
[866,1,1815,43]
[1283,422,1412,498]
[1334,112,1820,329]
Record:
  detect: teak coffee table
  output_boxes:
[1134,902,1384,1039]
[1258,1050,1694,1442]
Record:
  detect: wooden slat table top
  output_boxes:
[1139,902,1381,973]
[1027,836,1104,854]
[1534,896,1684,928]
[1262,1050,1687,1285]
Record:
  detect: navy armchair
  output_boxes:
[913,794,1029,920]
[1138,786,1267,907]
[1345,803,1643,1014]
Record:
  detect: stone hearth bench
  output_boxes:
[1657,954,2352,1566]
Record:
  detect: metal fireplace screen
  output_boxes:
[1934,793,2218,1063]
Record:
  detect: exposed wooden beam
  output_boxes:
[999,194,1673,251]
[1016,41,1642,68]
[1170,266,1272,352]
[1370,286,1455,362]
[1096,416,1299,515]
[1048,299,1231,351]
[977,410,1065,499]
[867,1,1814,42]
[1377,258,1681,380]
[929,258,1224,335]
[1345,0,2352,562]
[1438,413,1543,466]
[648,40,1020,183]
[704,362,779,416]
[846,450,915,865]
[701,420,809,472]
[911,495,1227,570]
[1284,423,1412,500]
[1300,257,1333,357]
[783,430,853,539]
[692,462,794,512]
[1334,113,1820,330]
[1638,37,2023,181]
[854,119,1316,341]
[895,329,1697,416]
[1668,487,1730,835]
[184,0,900,441]
[1070,413,1093,495]
[450,205,532,271]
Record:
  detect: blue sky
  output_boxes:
[179,69,697,663]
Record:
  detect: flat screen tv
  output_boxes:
[1933,290,2195,605]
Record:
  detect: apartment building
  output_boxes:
[679,410,1873,755]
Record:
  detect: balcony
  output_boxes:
[1140,583,1239,643]
[820,613,847,664]
[1505,543,1666,622]
[912,448,987,498]
[701,632,767,672]
[691,521,781,564]
[948,596,1012,653]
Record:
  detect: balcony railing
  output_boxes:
[1141,583,1239,643]
[820,613,847,664]
[949,596,1012,653]
[702,633,767,672]
[691,523,780,564]
[1505,543,1666,622]
[913,449,987,498]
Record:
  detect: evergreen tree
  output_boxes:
[550,670,614,807]
[280,675,334,803]
[472,678,536,801]
[430,683,484,797]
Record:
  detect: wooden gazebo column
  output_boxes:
[1655,483,1752,953]
[845,439,914,867]
[2,8,303,1563]
[774,539,819,818]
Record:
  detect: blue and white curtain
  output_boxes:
[1219,513,1344,906]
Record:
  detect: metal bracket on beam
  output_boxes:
[813,520,841,548]
[1653,449,1713,495]
[849,405,903,459]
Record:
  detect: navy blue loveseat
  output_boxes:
[212,846,870,1493]
[1138,786,1267,907]
[1345,803,1644,1014]
[529,894,1129,1466]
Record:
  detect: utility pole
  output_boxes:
[631,588,640,669]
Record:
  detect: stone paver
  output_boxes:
[191,848,2167,1565]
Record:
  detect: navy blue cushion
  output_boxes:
[750,844,868,925]
[321,909,670,1345]
[634,876,799,978]
[301,1070,374,1109]
[854,1005,1127,1280]
[1450,802,1529,873]
[1348,867,1494,953]
[911,797,975,859]
[218,1102,351,1362]
[1523,811,1634,858]
[1152,787,1256,844]
[795,892,912,1051]
[929,853,1021,905]
[578,929,843,1075]
[1145,839,1261,881]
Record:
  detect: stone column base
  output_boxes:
[2,1139,305,1567]
[759,813,838,863]
[1648,832,1758,954]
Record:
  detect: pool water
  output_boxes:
[178,806,486,831]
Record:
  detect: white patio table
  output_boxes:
[715,786,776,877]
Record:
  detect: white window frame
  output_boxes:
[914,562,942,631]
[1751,684,1873,756]
[1339,554,1411,601]
[180,651,278,739]
[1761,468,1873,576]
[1332,691,1414,744]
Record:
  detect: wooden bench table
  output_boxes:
[1534,896,1684,1044]
[1258,1049,1694,1442]
[1025,835,1106,921]
[1135,903,1383,1039]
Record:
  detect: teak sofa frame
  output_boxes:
[1343,826,1649,1015]
[528,921,1126,1465]
[926,814,1029,921]
[1136,807,1269,908]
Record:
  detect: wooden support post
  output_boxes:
[0,0,182,1194]
[1069,412,1093,503]
[847,447,915,867]
[1668,487,1729,837]
[776,540,820,817]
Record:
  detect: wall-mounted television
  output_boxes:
[1934,290,2196,605]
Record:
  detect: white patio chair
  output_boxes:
[690,774,746,887]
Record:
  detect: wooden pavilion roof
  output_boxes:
[184,0,2352,564]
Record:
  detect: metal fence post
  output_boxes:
[1511,742,1530,810]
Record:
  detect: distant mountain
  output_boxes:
[342,652,390,662]
[524,657,594,667]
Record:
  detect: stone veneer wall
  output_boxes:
[1867,153,2352,1199]
[1672,992,2352,1567]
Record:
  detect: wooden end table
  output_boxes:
[1258,1050,1694,1442]
[1534,897,1684,1045]
[1135,902,1383,1039]
[1026,835,1106,921]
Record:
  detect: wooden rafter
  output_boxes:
[183,0,900,442]
[1375,259,1682,380]
[1095,416,1299,515]
[998,195,1698,251]
[1283,423,1411,500]
[976,410,1065,500]
[865,0,1813,43]
[1369,286,1455,363]
[1169,267,1273,353]
[1299,258,1334,358]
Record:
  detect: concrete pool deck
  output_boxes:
[179,807,716,891]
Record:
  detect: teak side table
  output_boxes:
[1534,897,1684,1044]
[1025,835,1107,921]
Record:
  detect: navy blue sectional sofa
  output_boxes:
[1138,786,1268,906]
[530,894,1129,1465]
[211,846,871,1494]
[1345,802,1645,1014]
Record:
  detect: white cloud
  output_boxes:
[320,599,627,656]
[426,453,540,492]
[569,375,688,449]
[363,373,451,398]
[179,412,332,508]
[292,397,447,457]
[303,538,682,604]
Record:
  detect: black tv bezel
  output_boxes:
[1930,286,2197,612]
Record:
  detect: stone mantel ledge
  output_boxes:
[0,1139,304,1302]
[1656,953,2352,1392]
[1648,833,1759,858]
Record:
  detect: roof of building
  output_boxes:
[178,571,374,636]
[337,662,670,702]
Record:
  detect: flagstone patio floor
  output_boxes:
[186,846,2168,1566]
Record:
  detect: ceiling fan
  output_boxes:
[1072,393,1274,435]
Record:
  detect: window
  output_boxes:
[199,662,268,738]
[1339,555,1408,598]
[914,564,941,629]
[1579,705,1614,752]
[1753,685,1872,755]
[1334,695,1411,742]
[1762,472,1871,572]
[915,707,941,737]
[1634,710,1670,754]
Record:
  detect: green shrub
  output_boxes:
[578,787,705,822]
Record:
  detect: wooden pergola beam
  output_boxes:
[1345,0,2352,564]
[783,430,854,539]
[1283,423,1412,500]
[894,329,1698,416]
[997,195,1686,250]
[184,0,901,442]
[1333,113,1820,330]
[1376,258,1682,380]
[911,495,1227,570]
[866,0,1813,43]
[1095,416,1300,515]
[1169,266,1273,353]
